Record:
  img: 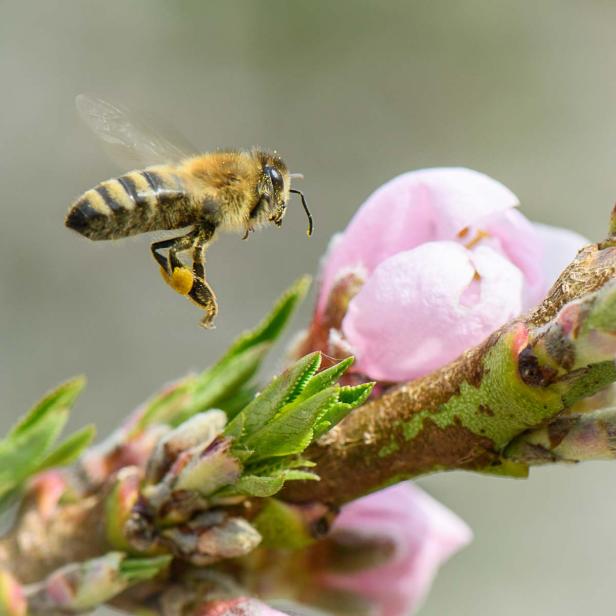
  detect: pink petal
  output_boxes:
[533,222,589,294]
[319,168,519,315]
[483,208,545,309]
[323,483,472,616]
[342,241,524,382]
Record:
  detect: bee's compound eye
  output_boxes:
[265,165,284,193]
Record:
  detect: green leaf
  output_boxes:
[297,356,354,402]
[232,474,286,497]
[244,387,338,461]
[36,424,96,472]
[226,352,322,440]
[231,468,318,498]
[119,555,172,583]
[0,407,69,501]
[0,378,88,512]
[8,377,85,438]
[314,383,374,438]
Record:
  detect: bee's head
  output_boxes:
[255,150,313,236]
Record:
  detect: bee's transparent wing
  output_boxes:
[76,94,198,169]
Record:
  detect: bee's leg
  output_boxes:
[187,228,218,328]
[150,237,178,274]
[151,230,198,295]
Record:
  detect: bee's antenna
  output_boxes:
[290,189,313,237]
[290,172,304,180]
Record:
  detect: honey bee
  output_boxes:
[65,95,312,328]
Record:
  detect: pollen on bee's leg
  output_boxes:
[161,266,194,296]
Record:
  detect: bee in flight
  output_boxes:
[65,95,312,328]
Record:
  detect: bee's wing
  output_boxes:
[76,94,199,169]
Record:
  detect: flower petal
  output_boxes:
[319,168,519,315]
[483,208,545,308]
[322,483,472,616]
[342,241,524,381]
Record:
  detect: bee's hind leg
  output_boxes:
[188,227,218,328]
[151,230,199,296]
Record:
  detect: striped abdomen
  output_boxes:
[66,167,194,240]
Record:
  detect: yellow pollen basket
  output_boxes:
[160,266,194,296]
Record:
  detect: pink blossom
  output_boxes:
[316,168,588,382]
[318,483,472,616]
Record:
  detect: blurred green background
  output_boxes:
[2,1,616,614]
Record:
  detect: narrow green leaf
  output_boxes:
[279,469,319,482]
[313,383,374,439]
[119,555,172,583]
[0,408,69,499]
[226,352,322,440]
[244,387,338,461]
[36,424,96,472]
[230,467,319,498]
[297,356,354,402]
[9,377,85,438]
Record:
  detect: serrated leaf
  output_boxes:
[36,424,96,472]
[244,387,338,462]
[226,352,321,441]
[9,377,85,438]
[297,356,354,402]
[313,383,374,439]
